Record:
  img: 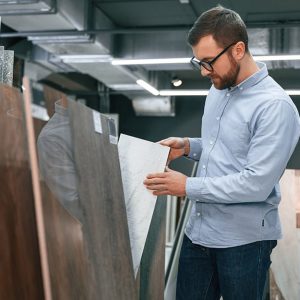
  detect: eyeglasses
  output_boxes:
[190,42,237,72]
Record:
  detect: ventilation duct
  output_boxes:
[2,2,145,93]
[0,0,53,15]
[1,0,86,30]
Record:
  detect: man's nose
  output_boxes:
[201,67,211,77]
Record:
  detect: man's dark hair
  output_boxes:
[187,6,249,53]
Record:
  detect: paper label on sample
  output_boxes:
[31,104,50,121]
[93,110,102,134]
[107,117,118,144]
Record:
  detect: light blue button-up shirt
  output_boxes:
[185,62,300,248]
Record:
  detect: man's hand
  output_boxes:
[143,167,187,197]
[158,137,190,162]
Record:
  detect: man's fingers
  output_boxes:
[146,172,166,179]
[146,184,166,191]
[153,190,168,196]
[144,177,166,185]
[157,138,173,146]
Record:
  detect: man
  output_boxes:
[143,6,300,300]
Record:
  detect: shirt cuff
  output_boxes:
[186,177,204,201]
[187,138,202,160]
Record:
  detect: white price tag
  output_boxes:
[93,110,102,134]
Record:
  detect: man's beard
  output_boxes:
[211,55,240,90]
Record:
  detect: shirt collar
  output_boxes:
[229,61,268,92]
[54,100,68,116]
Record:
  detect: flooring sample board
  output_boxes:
[118,134,169,277]
[40,182,90,300]
[0,85,44,299]
[139,197,167,300]
[68,101,137,299]
[43,85,68,118]
[3,50,14,86]
[0,46,4,83]
[271,169,300,300]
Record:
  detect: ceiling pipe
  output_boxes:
[1,20,300,38]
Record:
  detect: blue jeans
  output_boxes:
[176,235,277,300]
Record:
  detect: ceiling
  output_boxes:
[1,0,300,97]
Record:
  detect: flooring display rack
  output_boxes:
[0,82,166,300]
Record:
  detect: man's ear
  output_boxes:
[233,41,246,60]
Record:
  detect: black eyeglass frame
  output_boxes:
[190,42,237,72]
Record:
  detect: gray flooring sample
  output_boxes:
[0,47,4,83]
[3,50,14,86]
[118,134,169,277]
[139,196,167,300]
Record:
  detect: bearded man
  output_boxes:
[144,6,300,300]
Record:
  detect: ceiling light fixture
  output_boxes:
[158,89,300,96]
[108,84,144,91]
[111,54,300,66]
[112,58,190,65]
[28,34,92,44]
[159,90,209,96]
[136,79,159,96]
[253,55,300,61]
[171,77,183,87]
[285,90,300,95]
[58,54,112,63]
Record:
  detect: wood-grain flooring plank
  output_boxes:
[0,85,44,299]
[68,100,137,299]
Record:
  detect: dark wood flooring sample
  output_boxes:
[0,85,44,299]
[40,182,90,300]
[68,100,137,299]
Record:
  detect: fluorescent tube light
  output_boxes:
[109,84,144,91]
[253,55,300,61]
[136,79,159,96]
[112,58,190,65]
[158,89,300,96]
[285,90,300,95]
[111,55,300,66]
[28,34,91,44]
[159,90,209,96]
[58,54,112,63]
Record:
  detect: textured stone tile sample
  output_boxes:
[68,101,137,299]
[0,46,4,83]
[118,134,169,277]
[3,50,14,86]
